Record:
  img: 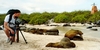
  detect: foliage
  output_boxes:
[0,10,100,25]
[71,15,86,23]
[29,14,48,25]
[19,13,29,23]
[54,14,70,23]
[0,14,6,25]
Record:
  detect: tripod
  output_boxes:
[10,25,28,45]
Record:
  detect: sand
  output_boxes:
[0,24,100,50]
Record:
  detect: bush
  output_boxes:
[71,15,86,23]
[0,14,6,25]
[54,14,70,23]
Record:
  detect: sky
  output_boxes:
[0,0,100,14]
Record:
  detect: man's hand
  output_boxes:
[10,29,15,34]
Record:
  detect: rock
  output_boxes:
[23,28,36,33]
[36,29,46,35]
[63,23,71,27]
[90,29,98,31]
[87,26,92,29]
[29,28,37,34]
[20,26,27,30]
[45,29,59,35]
[0,27,2,30]
[0,25,3,30]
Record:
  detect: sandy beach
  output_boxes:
[0,24,100,50]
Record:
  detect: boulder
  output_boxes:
[63,23,71,27]
[45,29,59,35]
[0,27,2,30]
[90,28,98,31]
[87,26,92,29]
[36,29,46,35]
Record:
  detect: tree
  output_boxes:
[54,14,70,23]
[19,13,29,23]
[88,12,100,22]
[0,14,6,25]
[71,15,86,23]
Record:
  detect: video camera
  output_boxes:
[15,17,25,26]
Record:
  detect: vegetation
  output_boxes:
[0,10,100,25]
[0,14,6,25]
[54,14,70,23]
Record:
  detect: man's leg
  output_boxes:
[4,28,10,42]
[4,28,10,38]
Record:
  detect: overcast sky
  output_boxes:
[0,0,100,14]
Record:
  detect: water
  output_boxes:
[55,26,100,38]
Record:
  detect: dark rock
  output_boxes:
[63,23,71,27]
[90,29,98,31]
[0,27,2,30]
[87,26,92,29]
[45,29,59,35]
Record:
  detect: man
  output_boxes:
[3,9,21,43]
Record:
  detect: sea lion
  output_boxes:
[72,36,83,41]
[64,29,83,40]
[60,37,70,42]
[46,37,76,48]
[46,42,63,48]
[59,37,75,48]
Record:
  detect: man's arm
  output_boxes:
[4,22,14,34]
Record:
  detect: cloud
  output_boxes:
[0,0,99,14]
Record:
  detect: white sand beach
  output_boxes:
[0,24,100,50]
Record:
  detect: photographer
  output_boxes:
[3,9,21,43]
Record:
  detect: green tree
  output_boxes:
[0,14,6,25]
[88,12,100,22]
[19,13,29,23]
[54,14,70,23]
[71,15,86,23]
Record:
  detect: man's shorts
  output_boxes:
[10,27,16,36]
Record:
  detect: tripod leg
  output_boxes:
[10,36,15,45]
[10,37,13,45]
[19,30,27,44]
[10,40,13,45]
[16,30,19,43]
[9,30,15,45]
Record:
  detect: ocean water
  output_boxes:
[55,26,100,38]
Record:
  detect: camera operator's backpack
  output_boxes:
[7,9,16,23]
[7,9,21,23]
